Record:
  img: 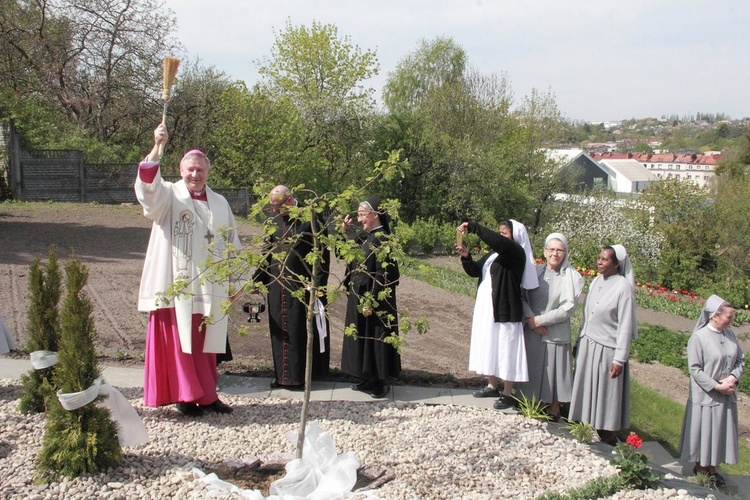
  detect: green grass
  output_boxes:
[400,257,477,298]
[629,380,750,475]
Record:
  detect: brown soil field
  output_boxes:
[0,202,480,386]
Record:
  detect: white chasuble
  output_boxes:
[136,172,238,354]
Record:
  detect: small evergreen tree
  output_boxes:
[18,246,62,413]
[37,255,121,476]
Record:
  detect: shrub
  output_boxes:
[19,246,61,414]
[37,256,120,476]
[630,325,688,374]
[397,218,482,256]
[535,474,623,500]
[540,192,663,282]
[564,419,596,443]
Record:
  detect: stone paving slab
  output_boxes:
[1,357,29,379]
[391,385,453,405]
[640,440,690,476]
[218,374,272,398]
[330,382,390,402]
[101,365,144,388]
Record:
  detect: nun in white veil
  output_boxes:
[679,294,743,487]
[569,244,637,445]
[457,219,537,412]
[518,232,584,420]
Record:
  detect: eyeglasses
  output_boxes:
[545,248,566,254]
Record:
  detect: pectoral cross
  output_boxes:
[205,229,214,245]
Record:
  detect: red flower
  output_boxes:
[625,432,643,449]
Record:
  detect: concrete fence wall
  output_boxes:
[13,149,250,217]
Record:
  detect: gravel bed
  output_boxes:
[0,380,710,499]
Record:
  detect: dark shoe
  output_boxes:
[370,385,390,399]
[351,380,378,393]
[200,399,233,414]
[545,409,561,422]
[176,402,205,416]
[473,386,501,398]
[711,472,726,488]
[493,395,516,411]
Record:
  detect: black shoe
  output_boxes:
[176,402,205,416]
[200,399,233,414]
[351,380,378,393]
[370,385,390,399]
[711,472,726,488]
[473,386,501,398]
[493,395,516,411]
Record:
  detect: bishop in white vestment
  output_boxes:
[135,124,240,416]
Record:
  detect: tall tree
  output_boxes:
[711,137,750,305]
[505,87,572,231]
[633,179,715,290]
[159,59,233,172]
[0,0,181,148]
[383,36,466,114]
[210,82,305,190]
[256,19,379,191]
[379,37,517,224]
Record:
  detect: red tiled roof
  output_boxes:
[590,152,723,166]
[590,153,632,160]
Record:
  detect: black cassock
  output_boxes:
[254,211,330,386]
[341,227,401,381]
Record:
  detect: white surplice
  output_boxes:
[135,169,240,354]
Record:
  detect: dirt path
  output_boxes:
[1,202,748,443]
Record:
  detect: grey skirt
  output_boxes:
[679,400,739,467]
[569,336,630,431]
[517,329,573,404]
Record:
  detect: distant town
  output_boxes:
[548,114,748,193]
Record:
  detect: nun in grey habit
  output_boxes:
[679,294,744,487]
[518,233,584,420]
[568,244,637,445]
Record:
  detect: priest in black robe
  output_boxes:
[340,195,401,399]
[253,185,330,388]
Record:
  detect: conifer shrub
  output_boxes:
[18,246,61,413]
[37,255,120,476]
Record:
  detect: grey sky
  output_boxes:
[165,0,749,122]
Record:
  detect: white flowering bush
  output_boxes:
[539,193,663,280]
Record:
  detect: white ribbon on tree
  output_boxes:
[306,285,328,354]
[30,346,149,447]
[55,377,149,447]
[30,350,59,370]
[314,298,327,353]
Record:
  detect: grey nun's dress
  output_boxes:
[569,245,637,432]
[679,294,744,467]
[518,234,584,404]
